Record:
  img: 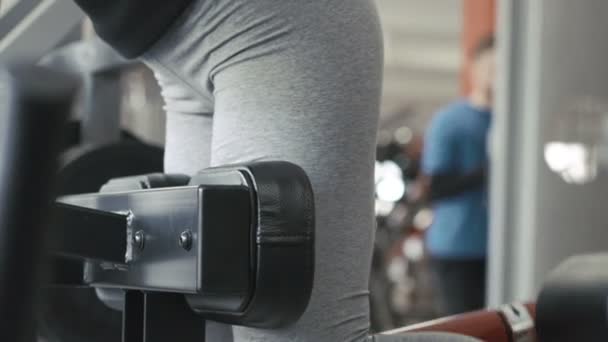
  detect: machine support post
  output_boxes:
[123,291,206,342]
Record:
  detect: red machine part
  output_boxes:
[384,304,537,342]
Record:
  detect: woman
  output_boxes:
[72,0,479,341]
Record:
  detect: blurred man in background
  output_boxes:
[417,36,495,315]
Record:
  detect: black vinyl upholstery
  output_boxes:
[188,161,315,328]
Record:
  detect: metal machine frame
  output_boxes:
[53,174,253,302]
[47,164,312,342]
[50,181,253,342]
[1,0,136,147]
[0,0,84,64]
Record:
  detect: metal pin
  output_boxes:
[179,230,193,251]
[133,230,145,251]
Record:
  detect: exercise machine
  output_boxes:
[0,65,314,342]
[48,159,315,342]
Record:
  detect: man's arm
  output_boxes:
[411,167,486,203]
[427,167,486,201]
[417,109,487,202]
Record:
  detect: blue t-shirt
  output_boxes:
[422,100,491,259]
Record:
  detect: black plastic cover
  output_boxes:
[536,253,608,341]
[187,161,315,328]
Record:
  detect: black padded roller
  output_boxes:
[536,254,608,342]
[187,161,315,328]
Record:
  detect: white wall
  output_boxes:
[533,0,608,287]
[375,0,462,126]
[489,0,608,306]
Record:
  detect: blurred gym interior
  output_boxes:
[0,0,607,341]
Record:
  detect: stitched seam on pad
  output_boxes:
[257,234,312,245]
